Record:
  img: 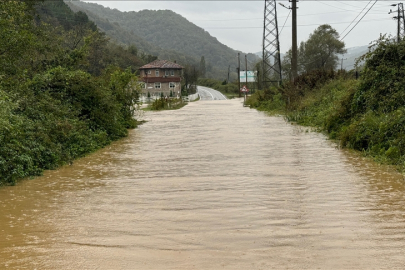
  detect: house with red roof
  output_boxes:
[139,60,183,98]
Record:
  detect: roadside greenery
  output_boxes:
[147,98,187,111]
[247,37,405,171]
[282,24,346,80]
[0,1,142,186]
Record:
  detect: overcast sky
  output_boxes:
[83,1,400,54]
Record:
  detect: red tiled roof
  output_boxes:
[139,60,183,70]
[141,77,181,83]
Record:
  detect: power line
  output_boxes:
[313,0,366,12]
[340,0,373,37]
[203,17,391,30]
[334,1,369,9]
[279,9,291,35]
[340,0,379,41]
[191,8,389,22]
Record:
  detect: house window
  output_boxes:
[169,82,175,89]
[140,83,146,89]
[155,69,159,76]
[165,70,169,76]
[155,82,161,89]
[147,70,151,75]
[170,70,174,76]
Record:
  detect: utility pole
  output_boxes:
[193,66,196,95]
[280,1,298,80]
[227,65,230,84]
[245,54,248,92]
[238,52,241,98]
[262,0,282,88]
[291,0,298,79]
[389,3,405,42]
[340,58,347,71]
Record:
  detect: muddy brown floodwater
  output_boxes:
[1,99,405,269]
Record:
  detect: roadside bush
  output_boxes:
[0,67,140,186]
[149,97,185,110]
[246,89,286,113]
[286,79,358,132]
[352,37,405,115]
[279,69,340,109]
[0,1,143,186]
[29,66,138,139]
[340,109,405,165]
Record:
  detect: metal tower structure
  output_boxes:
[390,3,405,42]
[398,3,405,42]
[262,0,282,87]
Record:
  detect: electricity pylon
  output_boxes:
[389,3,405,42]
[262,0,282,87]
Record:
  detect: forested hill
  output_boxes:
[65,0,260,80]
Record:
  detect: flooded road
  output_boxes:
[1,99,405,269]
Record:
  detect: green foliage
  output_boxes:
[285,79,358,134]
[149,98,185,111]
[337,37,405,166]
[352,37,405,115]
[246,89,286,113]
[0,0,36,75]
[282,24,346,80]
[199,56,206,78]
[249,36,405,170]
[280,69,341,108]
[0,1,142,186]
[340,109,405,166]
[183,64,199,94]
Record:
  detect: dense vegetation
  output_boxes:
[147,98,187,111]
[247,37,405,171]
[282,24,346,80]
[65,0,260,81]
[0,0,143,186]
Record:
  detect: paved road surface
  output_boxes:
[197,86,227,101]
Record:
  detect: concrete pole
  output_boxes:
[238,53,241,98]
[245,54,248,95]
[291,0,298,79]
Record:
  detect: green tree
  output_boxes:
[0,0,36,76]
[128,44,138,56]
[182,64,199,94]
[282,24,346,80]
[199,56,206,78]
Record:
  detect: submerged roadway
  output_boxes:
[197,85,227,100]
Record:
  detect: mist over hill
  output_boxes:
[337,45,369,70]
[65,0,260,80]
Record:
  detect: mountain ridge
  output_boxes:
[65,0,260,80]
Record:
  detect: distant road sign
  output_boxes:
[239,71,256,82]
[240,85,249,92]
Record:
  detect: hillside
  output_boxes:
[65,0,260,80]
[337,45,369,70]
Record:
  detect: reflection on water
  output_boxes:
[1,99,405,269]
